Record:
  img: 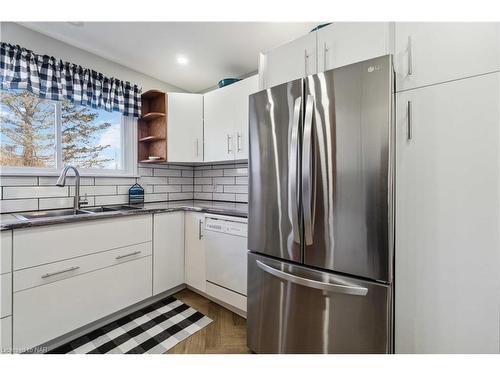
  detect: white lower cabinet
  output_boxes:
[1,316,12,353]
[184,212,206,292]
[1,273,12,318]
[14,255,152,350]
[153,212,185,295]
[395,72,500,353]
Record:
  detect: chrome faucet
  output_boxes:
[56,166,88,211]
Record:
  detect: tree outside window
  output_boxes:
[0,89,124,171]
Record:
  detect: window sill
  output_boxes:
[0,170,140,178]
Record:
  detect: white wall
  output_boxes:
[0,22,185,93]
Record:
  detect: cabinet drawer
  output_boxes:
[14,242,152,292]
[1,316,12,353]
[13,215,152,270]
[1,231,12,274]
[1,273,11,318]
[14,256,152,350]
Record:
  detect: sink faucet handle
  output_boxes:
[79,193,89,206]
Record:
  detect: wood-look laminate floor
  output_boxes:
[167,288,251,354]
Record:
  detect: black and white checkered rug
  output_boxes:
[48,296,212,354]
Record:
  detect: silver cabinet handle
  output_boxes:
[323,42,328,71]
[302,95,314,246]
[198,219,203,240]
[407,100,412,141]
[41,266,80,279]
[227,134,232,154]
[256,260,368,296]
[304,49,309,76]
[195,138,199,157]
[407,36,413,76]
[237,132,242,152]
[289,97,302,244]
[116,250,141,260]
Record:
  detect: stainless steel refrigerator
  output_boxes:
[247,55,395,354]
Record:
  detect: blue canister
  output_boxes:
[129,183,145,205]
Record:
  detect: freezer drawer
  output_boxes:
[247,252,391,354]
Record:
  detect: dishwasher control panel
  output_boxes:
[205,217,247,238]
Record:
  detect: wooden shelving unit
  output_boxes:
[138,90,167,163]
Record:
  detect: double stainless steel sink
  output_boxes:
[13,205,141,221]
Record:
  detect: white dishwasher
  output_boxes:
[205,214,248,306]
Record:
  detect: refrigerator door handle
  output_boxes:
[289,97,302,243]
[302,95,314,245]
[256,260,368,296]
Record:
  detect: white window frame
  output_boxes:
[0,96,138,177]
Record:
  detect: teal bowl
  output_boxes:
[218,78,241,88]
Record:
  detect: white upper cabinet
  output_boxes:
[395,22,500,92]
[167,93,203,163]
[259,31,317,89]
[317,22,393,72]
[203,75,258,162]
[395,73,500,353]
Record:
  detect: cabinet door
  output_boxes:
[0,316,12,353]
[395,22,500,92]
[260,31,316,89]
[317,22,393,72]
[184,212,206,292]
[203,87,236,162]
[395,73,500,353]
[167,93,203,163]
[14,256,152,350]
[153,212,185,295]
[233,75,259,160]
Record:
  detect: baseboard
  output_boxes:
[186,285,247,318]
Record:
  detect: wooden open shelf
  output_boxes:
[138,90,167,163]
[141,112,166,121]
[139,135,166,143]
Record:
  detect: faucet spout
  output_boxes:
[56,166,85,210]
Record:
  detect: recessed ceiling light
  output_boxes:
[176,55,189,65]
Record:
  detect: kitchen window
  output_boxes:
[0,88,137,176]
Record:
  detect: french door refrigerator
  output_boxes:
[247,55,395,354]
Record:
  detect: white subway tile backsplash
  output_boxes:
[94,195,128,206]
[224,185,248,194]
[169,192,194,201]
[38,176,95,186]
[0,176,38,186]
[194,192,212,200]
[202,169,223,177]
[3,186,68,199]
[71,185,116,196]
[223,168,248,177]
[0,162,249,212]
[138,167,153,176]
[235,194,248,203]
[235,176,248,185]
[168,177,193,185]
[154,168,181,177]
[213,177,235,185]
[0,199,38,213]
[144,192,168,203]
[154,185,182,193]
[94,177,137,186]
[213,193,236,201]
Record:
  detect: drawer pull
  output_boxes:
[41,266,80,279]
[115,250,142,260]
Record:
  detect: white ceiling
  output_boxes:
[20,22,318,92]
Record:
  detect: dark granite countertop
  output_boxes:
[0,200,248,231]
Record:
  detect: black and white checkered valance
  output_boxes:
[0,43,142,118]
